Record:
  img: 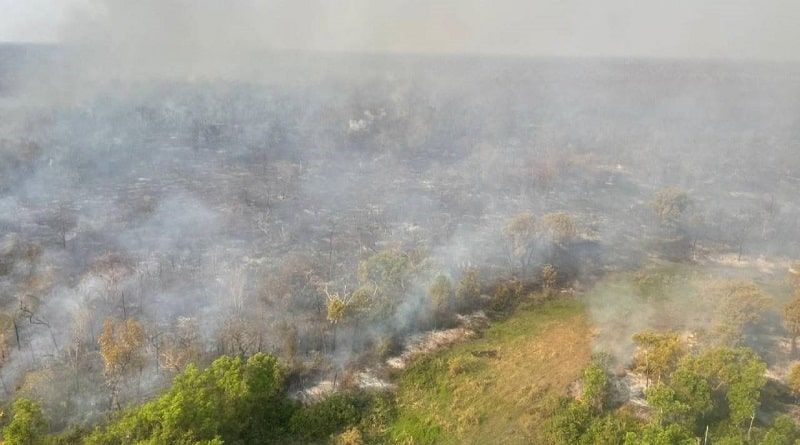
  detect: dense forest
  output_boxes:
[2,42,800,444]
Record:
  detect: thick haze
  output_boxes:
[2,0,800,432]
[1,0,799,61]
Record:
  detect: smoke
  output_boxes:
[0,0,799,429]
[0,0,790,61]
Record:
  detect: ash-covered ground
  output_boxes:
[1,45,800,426]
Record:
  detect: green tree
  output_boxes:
[645,368,711,432]
[681,347,766,433]
[3,398,48,445]
[623,423,696,445]
[85,353,293,444]
[543,398,593,444]
[581,413,637,445]
[582,361,610,413]
[667,368,713,430]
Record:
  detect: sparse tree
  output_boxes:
[542,264,558,296]
[429,274,454,327]
[687,212,705,257]
[503,212,539,271]
[455,266,481,309]
[530,157,560,203]
[98,318,146,409]
[539,212,577,245]
[721,210,759,261]
[89,253,134,318]
[429,274,454,311]
[323,283,375,353]
[504,211,577,273]
[161,316,199,373]
[706,280,771,345]
[652,188,691,229]
[783,291,800,355]
[357,250,409,299]
[325,286,352,352]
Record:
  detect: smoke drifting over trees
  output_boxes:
[0,1,800,437]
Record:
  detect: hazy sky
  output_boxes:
[1,0,798,60]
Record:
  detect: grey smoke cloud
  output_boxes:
[28,0,796,62]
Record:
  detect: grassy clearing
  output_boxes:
[387,298,591,445]
[384,259,795,444]
[593,259,794,334]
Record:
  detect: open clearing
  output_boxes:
[389,298,591,444]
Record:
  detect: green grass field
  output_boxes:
[387,298,591,445]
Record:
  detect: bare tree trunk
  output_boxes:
[327,223,336,281]
[13,320,20,351]
[331,323,338,352]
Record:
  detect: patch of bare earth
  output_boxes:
[387,312,489,370]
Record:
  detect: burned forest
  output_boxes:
[1,16,800,444]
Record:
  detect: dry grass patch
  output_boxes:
[389,298,591,444]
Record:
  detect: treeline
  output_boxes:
[544,338,793,445]
[1,352,396,445]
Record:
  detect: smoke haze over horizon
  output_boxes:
[1,0,800,62]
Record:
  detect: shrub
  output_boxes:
[289,393,365,441]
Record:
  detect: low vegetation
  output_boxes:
[388,297,591,444]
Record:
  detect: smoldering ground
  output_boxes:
[1,0,800,429]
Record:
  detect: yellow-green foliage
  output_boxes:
[456,267,481,308]
[429,274,454,309]
[632,330,684,386]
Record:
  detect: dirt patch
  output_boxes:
[706,253,792,276]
